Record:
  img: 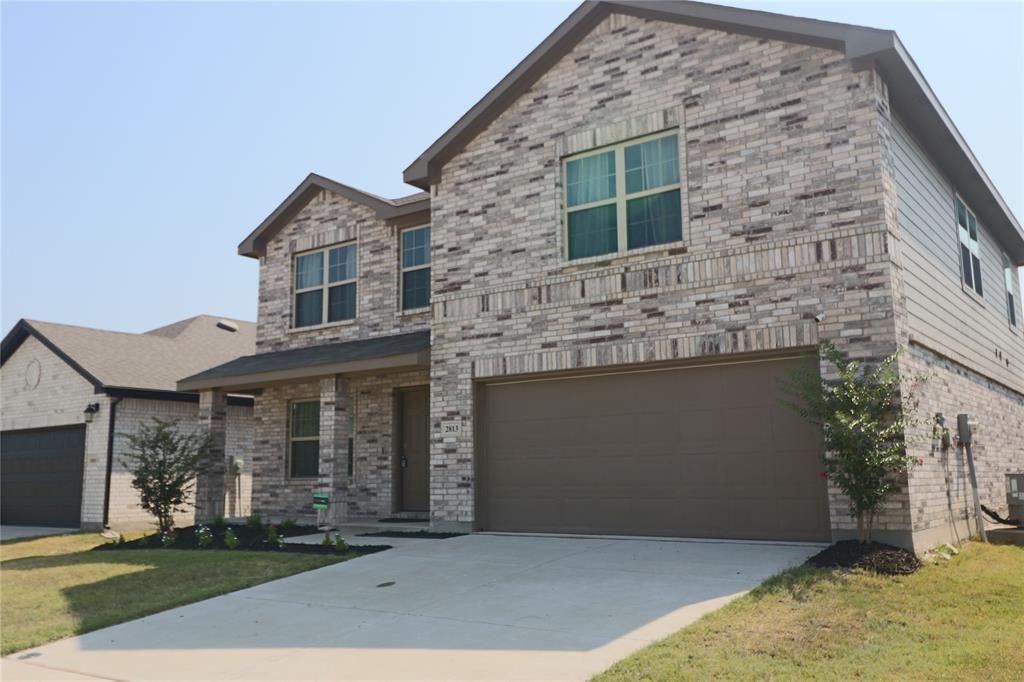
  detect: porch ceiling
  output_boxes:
[176,331,430,392]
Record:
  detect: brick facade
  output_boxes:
[429,13,905,532]
[1,336,254,530]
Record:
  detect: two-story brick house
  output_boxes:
[180,1,1023,551]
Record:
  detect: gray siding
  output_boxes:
[892,115,1023,393]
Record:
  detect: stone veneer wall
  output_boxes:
[427,13,904,532]
[251,369,429,521]
[255,190,429,354]
[901,343,1024,551]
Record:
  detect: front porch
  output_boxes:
[177,331,431,526]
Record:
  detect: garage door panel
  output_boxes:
[480,356,829,541]
[1,426,85,527]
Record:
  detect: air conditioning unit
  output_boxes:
[1008,474,1024,528]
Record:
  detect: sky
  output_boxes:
[2,1,1021,334]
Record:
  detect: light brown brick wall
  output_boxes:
[428,13,903,531]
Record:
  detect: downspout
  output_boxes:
[102,397,123,528]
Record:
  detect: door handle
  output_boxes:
[401,456,408,468]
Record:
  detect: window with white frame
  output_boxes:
[400,225,431,310]
[289,400,320,478]
[563,131,682,260]
[955,197,983,297]
[1004,252,1018,328]
[294,243,357,327]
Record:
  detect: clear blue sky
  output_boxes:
[2,1,1021,334]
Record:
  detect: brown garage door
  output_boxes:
[1,426,85,527]
[478,356,829,541]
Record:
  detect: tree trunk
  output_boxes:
[866,508,876,544]
[856,510,866,544]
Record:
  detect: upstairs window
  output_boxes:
[289,400,320,478]
[564,131,682,260]
[294,243,357,328]
[401,225,431,310]
[955,198,983,297]
[1005,252,1018,328]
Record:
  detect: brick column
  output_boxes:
[317,376,351,527]
[195,389,228,522]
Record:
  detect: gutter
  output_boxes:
[102,397,123,528]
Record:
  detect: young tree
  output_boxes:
[120,419,211,533]
[783,342,926,544]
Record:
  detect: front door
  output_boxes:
[398,387,429,512]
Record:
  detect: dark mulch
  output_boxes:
[807,540,921,575]
[357,530,465,539]
[376,517,429,524]
[92,523,391,556]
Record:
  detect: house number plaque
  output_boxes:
[440,421,462,435]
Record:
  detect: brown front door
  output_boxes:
[478,355,830,542]
[398,387,430,512]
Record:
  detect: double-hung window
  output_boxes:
[564,131,682,260]
[289,400,320,478]
[1004,252,1018,328]
[400,226,431,310]
[955,198,983,297]
[294,243,357,328]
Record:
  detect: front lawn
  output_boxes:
[595,542,1024,681]
[0,532,351,655]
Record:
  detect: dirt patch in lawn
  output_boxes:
[807,540,921,575]
[92,524,391,556]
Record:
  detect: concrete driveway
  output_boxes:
[0,526,77,542]
[5,533,821,681]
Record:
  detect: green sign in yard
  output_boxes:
[312,492,329,510]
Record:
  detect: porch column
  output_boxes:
[317,376,350,527]
[195,389,228,522]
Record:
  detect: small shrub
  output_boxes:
[334,535,348,553]
[281,518,298,533]
[265,524,284,549]
[196,525,213,548]
[211,516,227,531]
[137,533,151,547]
[322,532,334,547]
[223,528,240,550]
[245,514,263,529]
[160,530,177,548]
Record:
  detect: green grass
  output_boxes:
[595,543,1024,681]
[0,532,350,655]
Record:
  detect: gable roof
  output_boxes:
[238,173,429,259]
[402,0,1024,263]
[1,315,256,397]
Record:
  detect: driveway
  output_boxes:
[0,526,77,542]
[5,533,821,681]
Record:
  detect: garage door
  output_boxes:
[478,356,829,541]
[1,426,85,527]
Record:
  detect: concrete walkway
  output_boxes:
[0,526,77,542]
[4,533,821,681]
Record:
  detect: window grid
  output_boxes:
[293,242,358,328]
[400,225,431,311]
[1004,252,1018,328]
[955,197,983,298]
[563,130,682,260]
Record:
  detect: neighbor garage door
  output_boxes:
[1,426,85,527]
[478,356,829,541]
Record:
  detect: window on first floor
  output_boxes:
[401,225,431,310]
[564,130,683,260]
[294,242,358,328]
[289,400,320,478]
[1005,252,1018,328]
[955,197,983,297]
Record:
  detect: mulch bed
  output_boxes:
[92,523,391,556]
[807,540,921,575]
[357,530,465,539]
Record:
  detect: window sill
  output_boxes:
[562,240,688,272]
[288,318,358,334]
[398,306,431,317]
[960,281,985,308]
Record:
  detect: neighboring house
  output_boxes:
[180,1,1023,551]
[1,316,256,530]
